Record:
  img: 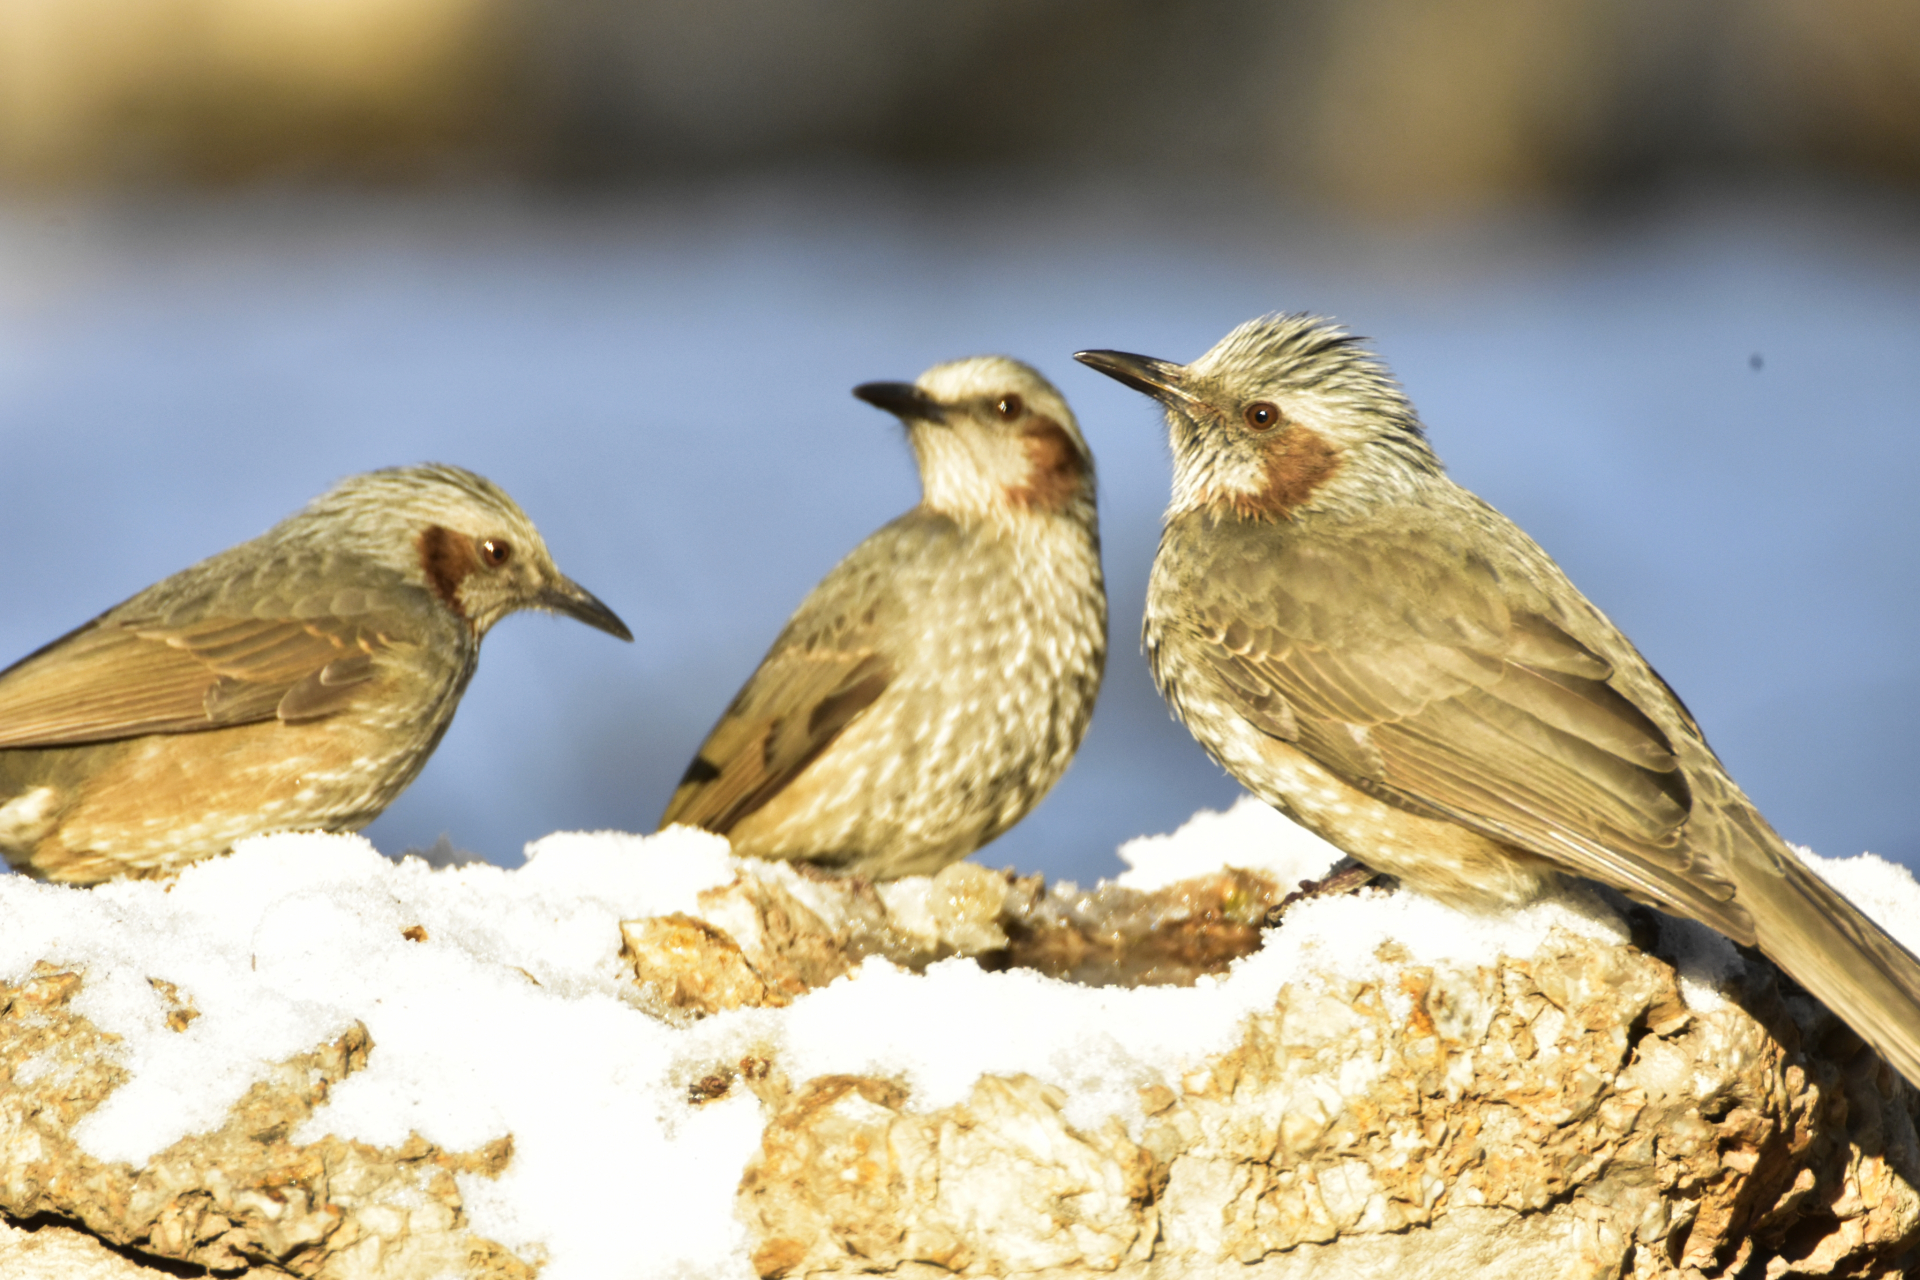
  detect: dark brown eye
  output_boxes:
[481,538,513,567]
[1244,401,1281,431]
[995,394,1024,420]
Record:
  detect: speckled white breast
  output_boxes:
[734,514,1106,877]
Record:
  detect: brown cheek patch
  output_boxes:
[417,525,478,618]
[1230,426,1343,520]
[1005,417,1087,511]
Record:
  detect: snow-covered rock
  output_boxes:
[2,800,1916,1278]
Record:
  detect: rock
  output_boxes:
[998,865,1288,986]
[742,1073,1156,1278]
[0,1214,226,1279]
[651,861,1295,1014]
[715,880,1920,1279]
[0,963,532,1279]
[623,912,778,1016]
[4,856,1917,1278]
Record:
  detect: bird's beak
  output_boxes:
[540,576,634,641]
[1072,350,1204,412]
[853,381,949,425]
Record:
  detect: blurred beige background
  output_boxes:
[4,0,1918,205]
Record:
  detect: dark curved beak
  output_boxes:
[1073,350,1202,411]
[540,575,633,641]
[853,381,948,425]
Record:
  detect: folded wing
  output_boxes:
[1181,531,1751,940]
[0,605,412,749]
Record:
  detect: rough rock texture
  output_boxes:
[731,915,1920,1278]
[0,962,532,1279]
[7,860,1920,1279]
[638,869,1920,1280]
[621,860,1292,1022]
[0,1214,231,1280]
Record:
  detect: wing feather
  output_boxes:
[657,512,977,839]
[660,647,894,835]
[0,608,408,749]
[1172,524,1742,928]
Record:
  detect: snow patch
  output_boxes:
[1115,795,1342,891]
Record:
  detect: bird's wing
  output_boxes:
[660,636,895,837]
[1175,525,1747,934]
[659,516,944,840]
[0,605,415,749]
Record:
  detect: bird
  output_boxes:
[659,355,1106,880]
[0,463,632,884]
[1076,314,1920,1086]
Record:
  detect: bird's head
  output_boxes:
[1076,314,1439,522]
[293,463,633,641]
[854,356,1096,526]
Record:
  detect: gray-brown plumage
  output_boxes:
[660,356,1106,879]
[0,463,631,884]
[1077,314,1920,1086]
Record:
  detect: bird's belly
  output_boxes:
[1175,688,1560,910]
[3,715,437,883]
[732,615,1100,878]
[727,675,1078,877]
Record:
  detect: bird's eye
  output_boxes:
[481,538,513,567]
[1244,402,1281,431]
[995,394,1024,420]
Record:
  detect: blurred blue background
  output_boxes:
[2,1,1917,883]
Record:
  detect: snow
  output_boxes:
[1114,794,1343,890]
[759,883,1630,1140]
[3,806,1918,1278]
[0,827,755,1277]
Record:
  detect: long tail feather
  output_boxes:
[1741,851,1920,1087]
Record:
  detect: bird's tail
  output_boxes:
[1740,846,1920,1087]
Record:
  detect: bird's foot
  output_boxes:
[1262,857,1395,927]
